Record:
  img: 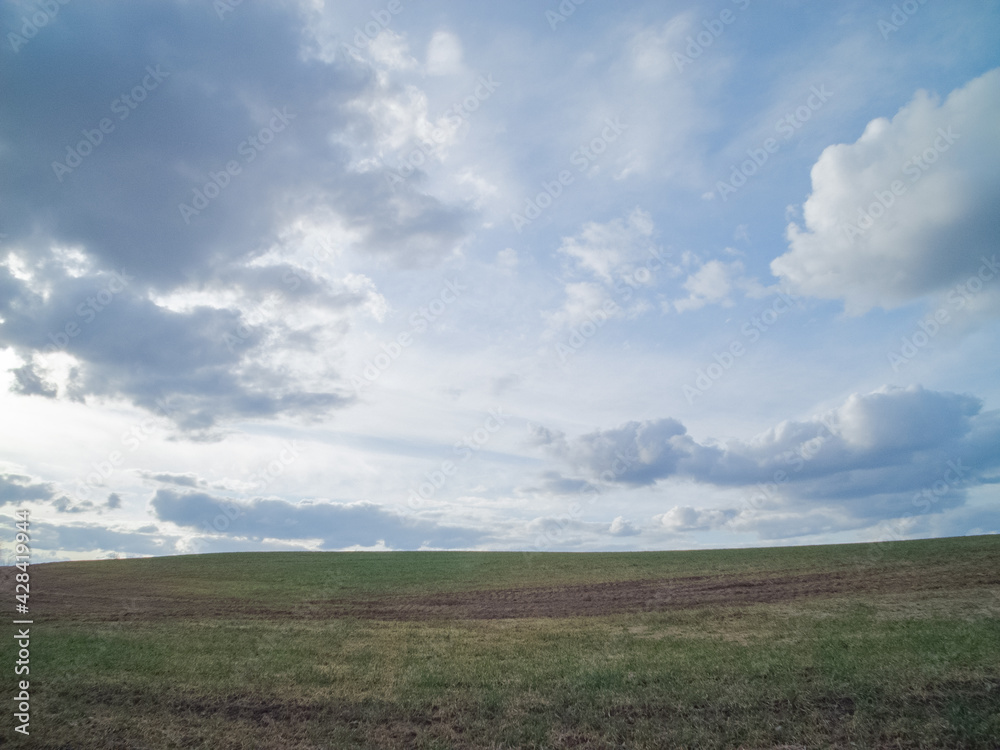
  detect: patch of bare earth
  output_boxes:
[326,568,999,620]
[28,562,998,622]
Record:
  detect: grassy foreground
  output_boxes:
[2,535,999,749]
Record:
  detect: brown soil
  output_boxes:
[320,568,998,620]
[325,571,844,620]
[24,563,1000,623]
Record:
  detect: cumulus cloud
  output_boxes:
[654,506,737,532]
[537,385,1000,522]
[772,68,1000,314]
[609,516,640,536]
[150,489,487,550]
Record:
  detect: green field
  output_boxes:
[3,535,999,749]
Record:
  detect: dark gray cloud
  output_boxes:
[0,265,354,429]
[53,495,96,514]
[141,472,202,488]
[8,360,56,397]
[0,0,474,429]
[0,1,469,279]
[150,489,487,549]
[0,473,58,506]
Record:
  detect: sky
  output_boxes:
[1,0,999,562]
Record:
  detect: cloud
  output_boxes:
[8,360,56,397]
[28,520,179,557]
[150,489,487,549]
[654,506,737,532]
[140,472,204,488]
[0,0,477,430]
[426,31,464,76]
[0,473,59,506]
[772,68,1000,314]
[672,258,771,312]
[520,470,598,496]
[524,515,640,548]
[554,210,770,316]
[557,207,659,283]
[609,516,640,536]
[538,385,1000,521]
[544,281,623,333]
[0,264,356,430]
[674,259,738,312]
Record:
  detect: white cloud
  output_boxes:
[772,68,1000,314]
[558,207,658,283]
[673,259,770,312]
[367,29,419,72]
[545,281,622,334]
[495,248,518,274]
[609,515,640,536]
[674,259,738,312]
[426,31,464,76]
[628,13,696,79]
[654,506,735,532]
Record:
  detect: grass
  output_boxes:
[1,535,998,748]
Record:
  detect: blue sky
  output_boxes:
[1,0,998,561]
